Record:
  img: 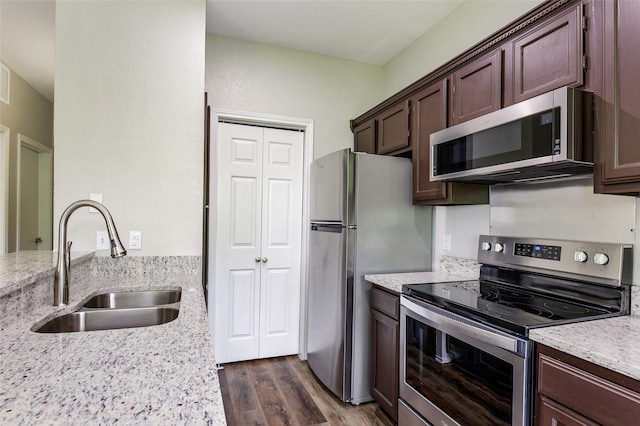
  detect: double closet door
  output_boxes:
[214,122,303,364]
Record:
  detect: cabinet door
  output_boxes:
[370,309,399,422]
[353,119,376,154]
[411,79,448,202]
[376,100,409,154]
[511,4,584,104]
[450,50,502,125]
[598,0,640,191]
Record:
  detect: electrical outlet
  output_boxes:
[129,231,142,250]
[96,231,110,250]
[443,234,451,251]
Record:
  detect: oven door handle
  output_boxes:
[402,297,519,353]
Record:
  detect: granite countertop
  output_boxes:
[365,271,480,293]
[530,316,640,382]
[0,252,225,425]
[0,250,94,297]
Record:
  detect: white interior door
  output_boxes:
[258,128,303,358]
[215,123,263,363]
[0,125,8,254]
[16,134,52,252]
[19,145,40,250]
[214,122,303,364]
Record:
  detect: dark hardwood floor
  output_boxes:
[218,356,395,425]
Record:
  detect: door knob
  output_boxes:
[255,257,261,263]
[262,257,268,263]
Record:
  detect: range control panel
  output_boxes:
[514,243,561,261]
[477,235,632,287]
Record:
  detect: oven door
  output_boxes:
[400,296,532,426]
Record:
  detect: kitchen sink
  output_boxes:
[81,288,182,309]
[32,287,182,333]
[33,306,180,333]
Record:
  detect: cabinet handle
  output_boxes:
[262,258,268,263]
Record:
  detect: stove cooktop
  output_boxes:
[402,235,632,337]
[402,279,625,337]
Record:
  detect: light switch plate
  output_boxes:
[443,234,451,251]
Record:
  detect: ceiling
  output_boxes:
[0,0,56,102]
[0,0,464,103]
[206,0,463,65]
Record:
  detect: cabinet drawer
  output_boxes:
[538,353,640,425]
[371,287,399,320]
[538,395,597,426]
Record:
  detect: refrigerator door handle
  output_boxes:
[311,222,346,233]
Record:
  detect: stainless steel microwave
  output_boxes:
[430,87,593,184]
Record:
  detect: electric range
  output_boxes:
[398,235,632,426]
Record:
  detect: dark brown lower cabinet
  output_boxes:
[536,344,640,425]
[370,286,400,422]
[538,396,597,426]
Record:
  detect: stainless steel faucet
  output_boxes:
[54,200,127,306]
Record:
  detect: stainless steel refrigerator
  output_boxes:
[307,148,432,404]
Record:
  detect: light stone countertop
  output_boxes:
[530,316,640,382]
[365,271,480,293]
[0,250,94,297]
[0,251,226,425]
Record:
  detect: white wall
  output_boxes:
[490,178,636,244]
[383,0,544,96]
[54,0,205,256]
[433,205,491,265]
[205,35,383,160]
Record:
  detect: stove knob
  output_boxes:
[594,253,610,265]
[494,243,504,253]
[573,251,588,263]
[481,242,492,251]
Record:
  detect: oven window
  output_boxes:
[405,316,513,425]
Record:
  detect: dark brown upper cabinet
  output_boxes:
[450,50,502,125]
[595,0,640,194]
[353,119,376,154]
[509,4,585,105]
[411,80,448,202]
[410,79,489,205]
[349,0,605,204]
[376,100,410,155]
